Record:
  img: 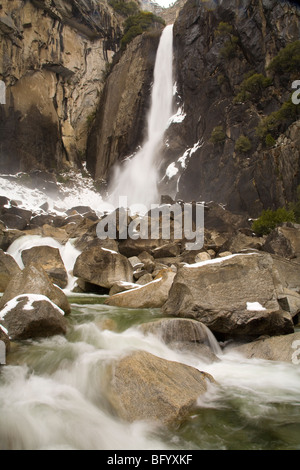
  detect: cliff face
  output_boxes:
[0,0,123,173]
[86,30,162,182]
[159,0,300,216]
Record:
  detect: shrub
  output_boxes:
[256,99,299,139]
[288,186,300,223]
[235,135,252,153]
[215,21,239,60]
[215,22,233,37]
[108,0,139,17]
[234,73,272,103]
[210,126,226,144]
[252,208,296,236]
[120,11,165,50]
[220,35,239,60]
[267,40,300,76]
[265,133,276,148]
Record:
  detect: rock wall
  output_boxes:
[86,29,162,181]
[0,0,124,173]
[159,0,300,216]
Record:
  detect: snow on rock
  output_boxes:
[0,294,65,320]
[177,140,203,169]
[168,106,186,125]
[186,252,255,269]
[165,162,179,179]
[247,302,267,311]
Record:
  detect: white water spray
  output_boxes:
[108,25,174,209]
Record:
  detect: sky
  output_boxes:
[155,0,176,7]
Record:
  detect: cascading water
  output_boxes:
[108,24,174,209]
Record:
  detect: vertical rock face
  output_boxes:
[159,0,300,216]
[0,0,123,173]
[86,30,162,181]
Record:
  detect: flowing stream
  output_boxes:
[108,25,174,210]
[1,298,300,450]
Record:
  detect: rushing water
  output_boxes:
[1,297,300,451]
[108,25,174,209]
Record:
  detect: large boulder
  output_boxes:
[21,245,68,289]
[0,294,67,341]
[73,240,133,289]
[263,225,300,260]
[0,249,21,292]
[163,253,295,337]
[105,269,175,309]
[103,350,215,426]
[139,318,221,362]
[263,227,297,259]
[0,263,71,315]
[229,332,300,363]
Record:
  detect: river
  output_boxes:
[1,296,300,451]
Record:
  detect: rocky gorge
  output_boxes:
[0,0,300,451]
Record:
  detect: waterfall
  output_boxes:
[108,24,174,210]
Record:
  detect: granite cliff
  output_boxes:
[87,0,300,216]
[160,0,300,216]
[0,0,127,173]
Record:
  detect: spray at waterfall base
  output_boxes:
[96,198,204,251]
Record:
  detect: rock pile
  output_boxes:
[0,194,299,377]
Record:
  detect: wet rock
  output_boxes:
[21,245,68,289]
[136,273,153,285]
[152,242,181,258]
[272,256,300,293]
[263,227,297,259]
[103,350,216,425]
[0,249,21,292]
[30,214,55,228]
[105,269,175,309]
[0,294,67,341]
[0,263,71,315]
[41,225,68,244]
[139,318,221,362]
[66,206,93,215]
[229,331,300,363]
[229,231,265,253]
[138,251,155,273]
[109,281,139,296]
[0,213,28,230]
[163,252,295,337]
[0,196,9,208]
[73,240,133,289]
[118,238,166,258]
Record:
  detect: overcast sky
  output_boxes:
[155,0,175,7]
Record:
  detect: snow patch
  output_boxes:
[7,235,81,291]
[101,247,118,255]
[0,324,8,335]
[0,167,107,216]
[177,140,203,169]
[168,106,186,125]
[0,294,65,320]
[166,162,179,179]
[186,253,255,268]
[247,302,266,311]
